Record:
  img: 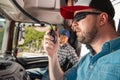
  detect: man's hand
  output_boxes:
[44,30,59,58]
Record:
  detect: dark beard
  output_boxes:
[77,25,98,44]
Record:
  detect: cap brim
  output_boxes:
[60,6,91,19]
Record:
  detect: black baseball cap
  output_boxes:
[60,0,115,19]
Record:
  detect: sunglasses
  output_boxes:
[73,12,101,22]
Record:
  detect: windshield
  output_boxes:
[15,23,49,58]
[0,18,5,54]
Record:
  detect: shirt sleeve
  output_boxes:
[64,62,79,80]
[64,53,89,80]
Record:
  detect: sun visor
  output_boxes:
[22,0,65,24]
[24,0,55,8]
[38,0,56,8]
[24,0,64,9]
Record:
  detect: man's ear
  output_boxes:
[99,12,108,26]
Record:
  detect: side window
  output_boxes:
[14,23,49,58]
[0,17,5,53]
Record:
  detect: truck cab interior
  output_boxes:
[0,0,77,79]
[0,0,120,80]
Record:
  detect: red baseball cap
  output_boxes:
[60,0,115,19]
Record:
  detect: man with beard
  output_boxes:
[44,0,120,80]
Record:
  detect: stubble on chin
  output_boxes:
[77,28,98,44]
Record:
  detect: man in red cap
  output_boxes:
[44,0,120,80]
